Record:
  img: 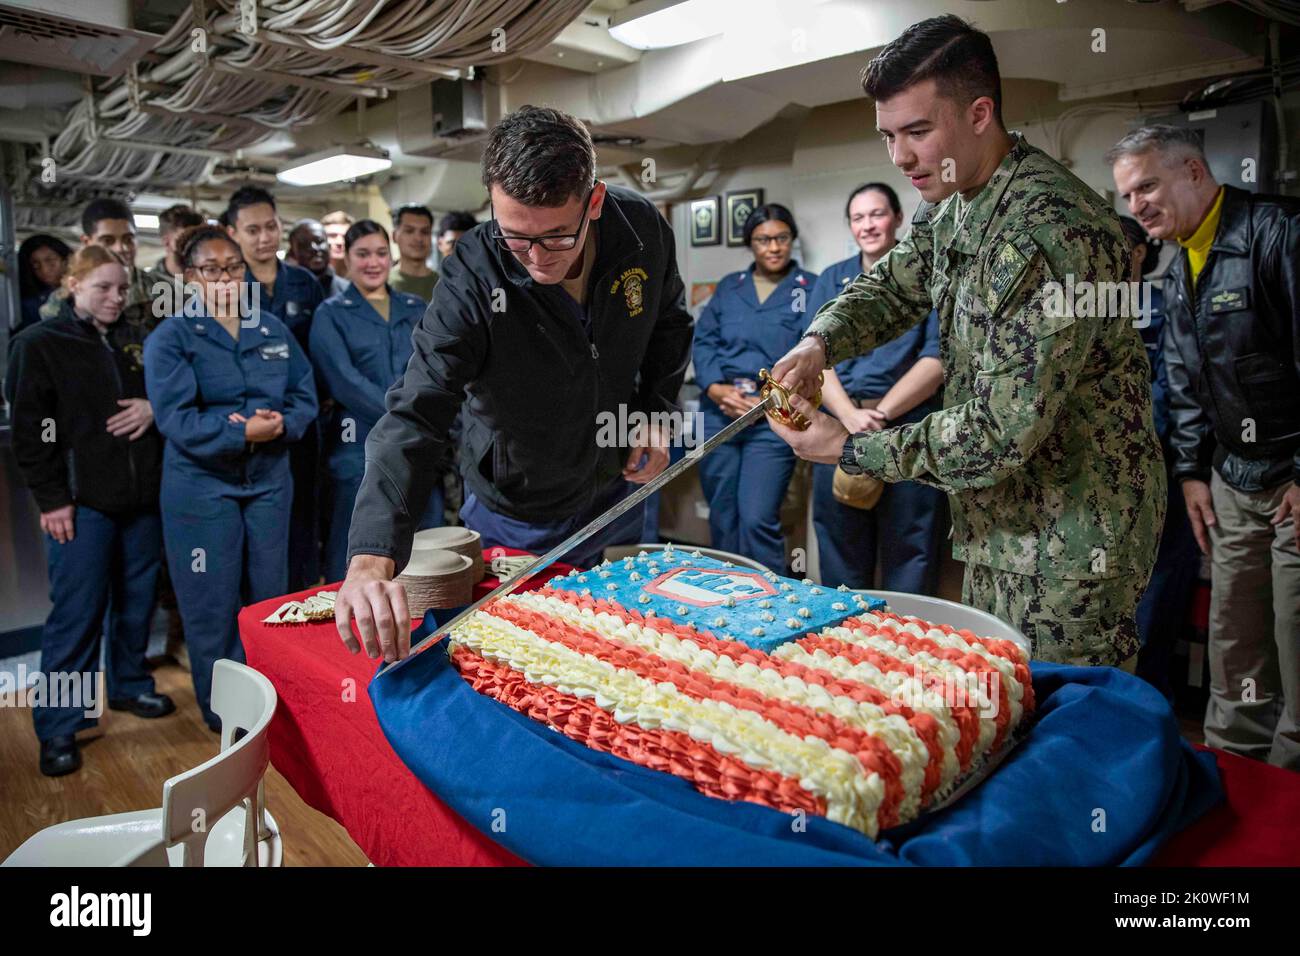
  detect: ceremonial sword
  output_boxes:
[376,370,819,677]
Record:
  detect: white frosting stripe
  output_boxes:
[771,640,976,773]
[816,627,1000,754]
[855,612,1026,702]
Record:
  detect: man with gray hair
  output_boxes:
[1109,124,1300,770]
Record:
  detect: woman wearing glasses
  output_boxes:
[692,203,818,573]
[144,225,317,731]
[311,220,443,583]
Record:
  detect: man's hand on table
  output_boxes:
[336,554,412,662]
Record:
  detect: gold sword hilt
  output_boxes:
[758,368,823,431]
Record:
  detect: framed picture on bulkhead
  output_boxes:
[690,196,720,246]
[725,189,764,246]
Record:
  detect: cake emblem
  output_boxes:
[643,566,777,608]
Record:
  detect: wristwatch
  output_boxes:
[839,435,864,475]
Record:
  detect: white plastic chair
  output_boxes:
[3,659,283,868]
[603,543,770,573]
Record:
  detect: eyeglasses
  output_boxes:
[489,185,595,253]
[752,233,793,248]
[193,262,247,281]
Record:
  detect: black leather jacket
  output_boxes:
[1162,185,1300,490]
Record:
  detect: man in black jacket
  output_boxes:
[1109,125,1299,770]
[335,106,694,663]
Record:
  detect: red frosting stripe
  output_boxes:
[535,587,949,802]
[837,617,1014,750]
[870,611,1036,712]
[451,644,827,818]
[483,597,907,828]
[795,631,982,770]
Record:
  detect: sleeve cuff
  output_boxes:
[849,431,893,480]
[1173,464,1212,484]
[33,489,73,513]
[346,546,398,564]
[224,419,249,453]
[631,393,679,418]
[693,364,721,390]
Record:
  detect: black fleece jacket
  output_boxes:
[5,300,161,514]
[347,185,693,569]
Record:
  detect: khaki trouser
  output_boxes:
[961,563,1145,668]
[1204,473,1300,771]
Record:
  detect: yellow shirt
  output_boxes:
[1178,187,1224,286]
[364,288,391,322]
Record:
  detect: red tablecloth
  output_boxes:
[239,556,1300,867]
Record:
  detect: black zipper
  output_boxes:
[526,209,641,362]
[529,215,642,507]
[534,322,578,373]
[103,331,139,499]
[1184,250,1234,435]
[584,247,642,369]
[584,256,641,507]
[535,306,604,512]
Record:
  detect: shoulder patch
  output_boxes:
[987,234,1040,313]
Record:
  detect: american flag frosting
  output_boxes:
[449,549,1034,839]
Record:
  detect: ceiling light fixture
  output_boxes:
[276,143,392,187]
[608,0,728,50]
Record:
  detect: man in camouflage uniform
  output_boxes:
[772,16,1165,668]
[40,197,160,336]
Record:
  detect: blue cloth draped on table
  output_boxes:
[369,609,1223,866]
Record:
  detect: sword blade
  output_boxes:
[377,395,773,676]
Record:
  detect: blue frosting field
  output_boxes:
[547,549,885,652]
